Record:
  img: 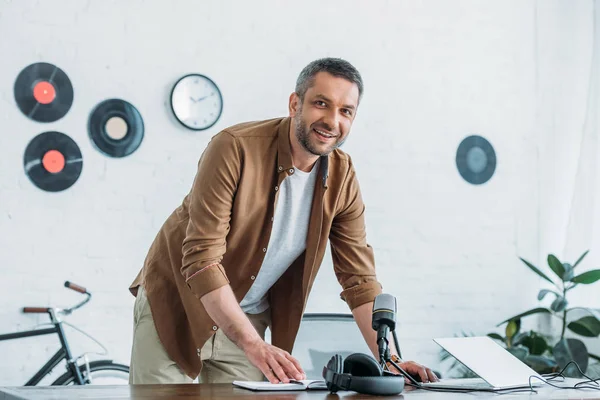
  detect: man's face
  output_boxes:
[290,72,359,157]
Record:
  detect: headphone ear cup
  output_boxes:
[335,354,343,374]
[343,353,383,377]
[323,354,345,393]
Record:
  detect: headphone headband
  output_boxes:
[322,353,404,396]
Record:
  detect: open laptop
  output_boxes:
[420,336,546,391]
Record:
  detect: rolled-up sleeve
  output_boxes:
[329,161,382,310]
[181,131,241,299]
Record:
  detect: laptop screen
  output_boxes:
[434,336,543,387]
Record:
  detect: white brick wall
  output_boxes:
[0,0,595,384]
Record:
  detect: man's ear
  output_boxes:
[289,92,300,117]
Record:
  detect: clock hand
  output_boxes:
[189,96,196,103]
[194,93,216,102]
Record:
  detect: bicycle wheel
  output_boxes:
[52,360,130,385]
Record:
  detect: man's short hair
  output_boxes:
[295,58,364,103]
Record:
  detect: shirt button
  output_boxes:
[251,275,256,280]
[270,217,274,222]
[278,166,283,171]
[275,186,278,191]
[289,168,294,174]
[212,326,218,331]
[263,248,267,252]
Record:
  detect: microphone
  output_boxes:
[372,293,397,363]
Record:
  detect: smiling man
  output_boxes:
[128,58,438,385]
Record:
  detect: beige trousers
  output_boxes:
[129,286,270,384]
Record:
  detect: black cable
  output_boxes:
[526,361,600,393]
[392,329,402,360]
[384,358,599,394]
[384,357,536,394]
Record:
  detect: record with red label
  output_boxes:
[24,131,83,192]
[14,62,74,123]
[88,98,144,158]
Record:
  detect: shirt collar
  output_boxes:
[276,117,294,172]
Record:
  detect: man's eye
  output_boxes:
[315,101,326,107]
[342,109,352,116]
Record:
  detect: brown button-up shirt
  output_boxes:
[129,116,382,379]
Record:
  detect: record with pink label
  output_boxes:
[14,62,74,123]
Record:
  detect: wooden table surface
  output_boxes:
[1,382,600,399]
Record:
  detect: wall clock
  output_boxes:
[170,73,223,130]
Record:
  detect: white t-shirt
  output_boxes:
[239,164,318,314]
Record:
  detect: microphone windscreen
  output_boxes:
[373,293,397,313]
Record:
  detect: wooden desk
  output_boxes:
[1,382,600,399]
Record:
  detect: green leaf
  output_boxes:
[519,257,556,286]
[567,316,600,337]
[562,263,574,281]
[523,355,558,374]
[519,332,549,356]
[487,333,504,342]
[572,270,600,284]
[553,338,588,375]
[507,346,529,361]
[567,307,600,320]
[538,289,560,301]
[550,296,568,312]
[548,254,565,280]
[506,320,520,340]
[512,332,528,346]
[573,250,589,268]
[497,308,552,327]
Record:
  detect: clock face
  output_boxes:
[170,74,223,130]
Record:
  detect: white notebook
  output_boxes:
[233,379,328,391]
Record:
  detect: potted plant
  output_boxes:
[441,250,600,378]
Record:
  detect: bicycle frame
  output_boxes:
[0,310,86,385]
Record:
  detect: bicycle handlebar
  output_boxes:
[22,307,50,314]
[64,281,87,294]
[21,281,92,317]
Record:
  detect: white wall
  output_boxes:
[0,0,595,384]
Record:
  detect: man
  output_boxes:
[128,57,438,385]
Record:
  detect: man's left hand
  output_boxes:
[389,360,440,384]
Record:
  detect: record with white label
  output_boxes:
[88,98,144,157]
[456,135,496,185]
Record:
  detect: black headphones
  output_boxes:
[322,353,405,396]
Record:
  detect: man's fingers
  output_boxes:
[426,368,439,382]
[262,364,279,384]
[268,358,290,383]
[417,367,429,383]
[285,354,306,380]
[277,354,299,379]
[278,353,304,380]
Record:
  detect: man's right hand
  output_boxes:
[242,339,306,383]
[199,285,305,383]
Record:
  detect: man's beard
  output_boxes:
[293,110,346,156]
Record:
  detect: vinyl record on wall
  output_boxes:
[14,62,74,122]
[24,131,83,192]
[456,135,496,185]
[88,99,144,158]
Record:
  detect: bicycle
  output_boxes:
[0,281,130,385]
